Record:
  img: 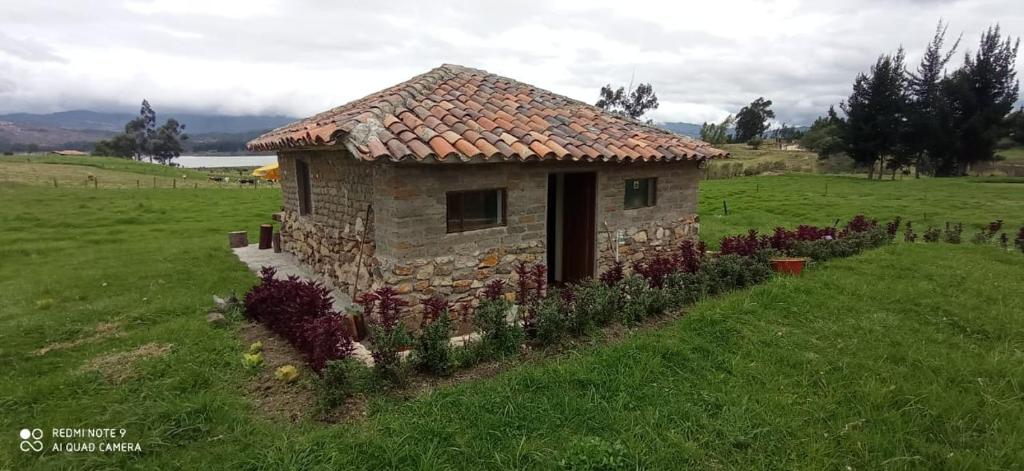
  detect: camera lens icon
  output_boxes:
[19,428,44,452]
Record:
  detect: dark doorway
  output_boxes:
[546,172,596,284]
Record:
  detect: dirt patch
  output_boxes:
[239,321,318,423]
[81,342,172,383]
[36,322,122,356]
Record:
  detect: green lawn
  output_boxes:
[699,174,1024,245]
[2,171,1023,469]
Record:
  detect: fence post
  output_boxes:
[723,199,729,216]
[173,178,176,189]
[94,178,98,189]
[137,179,140,188]
[153,177,156,188]
[53,177,58,188]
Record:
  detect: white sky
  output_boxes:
[1,0,1021,125]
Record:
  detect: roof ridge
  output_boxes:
[248,65,727,163]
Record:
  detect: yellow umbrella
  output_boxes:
[252,162,280,181]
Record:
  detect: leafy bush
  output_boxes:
[904,221,918,242]
[885,216,902,239]
[313,358,368,411]
[242,352,263,369]
[357,286,411,384]
[700,254,774,294]
[568,280,620,335]
[844,214,878,234]
[243,267,354,372]
[412,295,454,376]
[789,238,857,261]
[923,227,941,243]
[663,271,710,307]
[674,240,706,274]
[719,230,763,257]
[599,260,624,286]
[473,295,523,358]
[943,222,963,244]
[631,254,676,288]
[1016,226,1024,253]
[530,291,568,347]
[619,275,667,324]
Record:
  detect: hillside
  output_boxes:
[0,110,296,134]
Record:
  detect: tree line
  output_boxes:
[93,100,188,165]
[802,22,1020,178]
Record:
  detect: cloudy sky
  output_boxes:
[1,0,1021,125]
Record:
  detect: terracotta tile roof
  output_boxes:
[247,64,728,163]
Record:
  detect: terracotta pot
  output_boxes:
[771,257,807,275]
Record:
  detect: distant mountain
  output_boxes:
[658,122,703,138]
[0,110,298,153]
[0,110,296,134]
[0,121,114,152]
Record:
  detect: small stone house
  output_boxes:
[248,64,726,318]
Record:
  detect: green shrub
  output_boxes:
[314,358,369,411]
[700,254,773,294]
[569,280,620,335]
[531,292,568,347]
[663,271,710,307]
[619,275,667,324]
[413,309,454,376]
[473,297,523,358]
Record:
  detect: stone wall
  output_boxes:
[277,151,702,327]
[277,151,380,294]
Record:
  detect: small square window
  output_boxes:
[624,178,656,209]
[447,189,506,233]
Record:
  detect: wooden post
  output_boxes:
[173,178,176,189]
[228,231,248,248]
[53,177,58,188]
[94,178,98,189]
[137,180,140,188]
[153,177,156,188]
[258,224,273,250]
[272,232,282,253]
[723,199,729,216]
[194,183,198,189]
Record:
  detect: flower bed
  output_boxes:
[240,214,1024,410]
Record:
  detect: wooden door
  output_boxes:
[561,172,596,282]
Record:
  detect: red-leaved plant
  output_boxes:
[513,262,547,305]
[420,294,450,328]
[632,254,676,288]
[845,215,878,233]
[1016,226,1024,254]
[244,267,353,371]
[356,286,410,380]
[719,230,763,257]
[675,240,706,274]
[599,260,624,286]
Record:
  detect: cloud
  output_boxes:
[0,0,1021,125]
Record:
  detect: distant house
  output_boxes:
[52,150,89,156]
[248,64,726,309]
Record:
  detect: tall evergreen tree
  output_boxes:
[841,49,909,179]
[734,97,775,143]
[699,115,734,145]
[906,21,961,177]
[944,25,1019,175]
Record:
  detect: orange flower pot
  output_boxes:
[771,258,807,275]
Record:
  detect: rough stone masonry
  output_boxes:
[276,150,700,328]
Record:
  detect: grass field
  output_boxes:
[0,155,270,188]
[2,161,1023,469]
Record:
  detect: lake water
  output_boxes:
[175,155,277,168]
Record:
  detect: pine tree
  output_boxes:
[944,25,1019,175]
[906,21,961,177]
[841,49,909,179]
